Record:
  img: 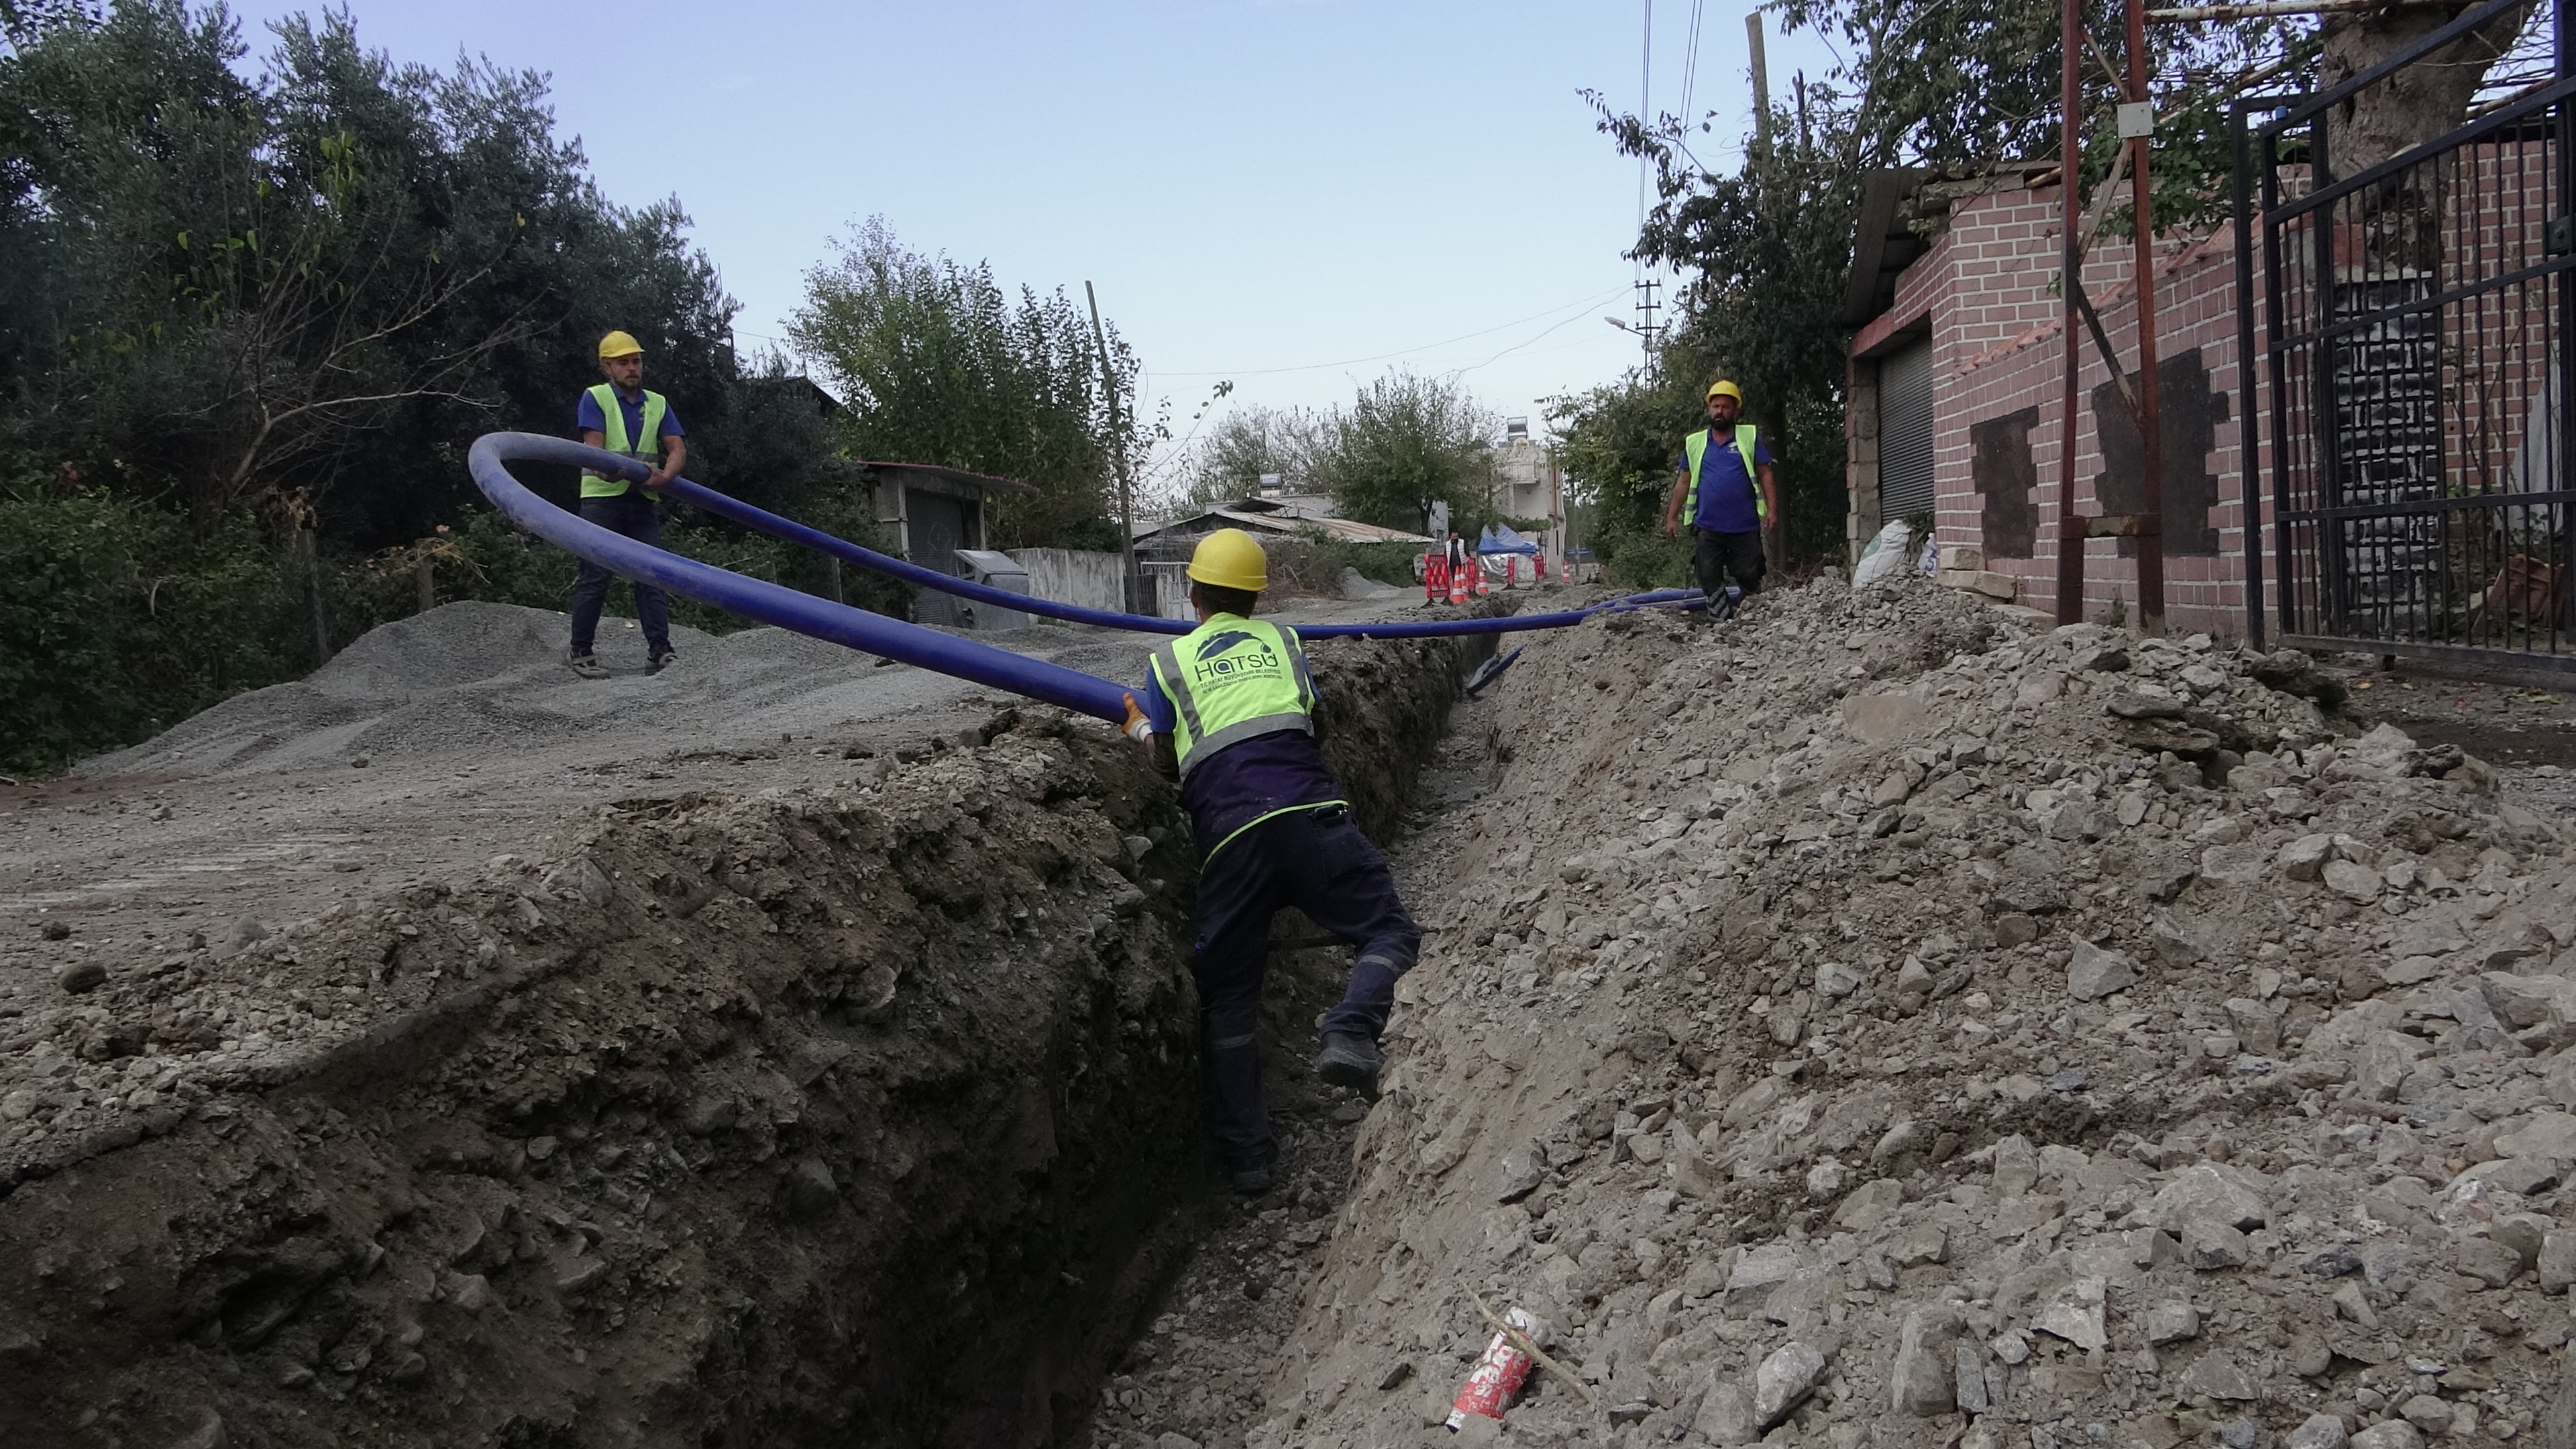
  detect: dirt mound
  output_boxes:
[1239,574,2576,1449]
[0,616,1491,1447]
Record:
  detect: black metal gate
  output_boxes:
[2241,0,2576,667]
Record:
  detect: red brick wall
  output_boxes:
[1858,184,2262,639]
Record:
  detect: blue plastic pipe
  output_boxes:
[647,458,1704,639]
[466,432,1136,721]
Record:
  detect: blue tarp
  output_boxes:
[1479,523,1540,555]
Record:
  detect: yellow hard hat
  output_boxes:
[598,330,644,360]
[1187,528,1269,592]
[1707,379,1743,402]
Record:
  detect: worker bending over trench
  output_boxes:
[1120,529,1421,1195]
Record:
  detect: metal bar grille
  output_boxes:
[2249,8,2573,661]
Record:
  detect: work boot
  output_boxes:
[568,651,609,680]
[1315,1032,1382,1095]
[1229,1163,1275,1196]
[646,649,678,676]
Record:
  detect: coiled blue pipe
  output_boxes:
[469,431,1706,721]
[467,433,1136,721]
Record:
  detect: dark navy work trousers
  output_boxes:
[568,493,672,657]
[1190,802,1419,1172]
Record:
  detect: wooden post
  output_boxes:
[1084,280,1144,615]
[826,555,846,606]
[415,554,436,615]
[296,529,332,664]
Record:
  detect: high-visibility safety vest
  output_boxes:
[1148,613,1320,782]
[582,384,669,499]
[1682,423,1766,525]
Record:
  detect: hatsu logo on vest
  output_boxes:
[1190,630,1283,686]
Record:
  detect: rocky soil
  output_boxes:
[1179,574,2576,1449]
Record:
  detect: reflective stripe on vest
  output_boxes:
[1682,424,1764,525]
[1148,614,1318,782]
[582,384,669,499]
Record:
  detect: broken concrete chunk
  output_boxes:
[1992,1134,2039,1197]
[2288,1416,2350,1449]
[2279,833,2336,881]
[2225,998,2282,1055]
[2455,1236,2524,1288]
[2496,1112,2576,1161]
[2145,1301,2201,1345]
[1754,1341,1827,1429]
[1833,1177,1905,1232]
[2540,1230,2576,1293]
[2031,1277,2109,1351]
[2322,857,2383,902]
[2398,1397,2455,1436]
[1888,1307,1962,1415]
[2183,1218,2251,1271]
[1693,1377,1757,1445]
[1954,1343,1990,1415]
[1814,959,1864,1000]
[1890,1222,1950,1267]
[2066,939,2138,1001]
[2151,1164,2268,1232]
[1727,1244,1802,1310]
[2176,1349,2258,1401]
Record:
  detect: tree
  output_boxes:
[1188,404,1309,504]
[0,2,750,545]
[788,217,1135,549]
[1300,371,1495,536]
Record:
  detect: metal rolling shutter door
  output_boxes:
[1878,338,1936,523]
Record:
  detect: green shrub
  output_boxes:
[0,484,304,775]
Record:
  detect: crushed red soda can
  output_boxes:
[1446,1305,1553,1429]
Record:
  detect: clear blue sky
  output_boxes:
[224,1,1830,472]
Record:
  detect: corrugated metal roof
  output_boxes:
[1136,508,1432,545]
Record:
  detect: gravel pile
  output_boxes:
[1228,574,2576,1449]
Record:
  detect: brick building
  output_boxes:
[1843,167,2257,637]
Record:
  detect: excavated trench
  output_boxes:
[0,626,1494,1449]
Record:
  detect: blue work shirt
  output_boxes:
[575,386,686,444]
[1142,672,1345,860]
[1674,431,1774,534]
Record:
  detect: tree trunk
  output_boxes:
[2320,3,2530,174]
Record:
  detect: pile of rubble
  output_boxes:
[1246,574,2576,1449]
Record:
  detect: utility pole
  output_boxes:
[2123,0,2169,635]
[1748,13,1772,151]
[1083,280,1143,615]
[2055,0,2085,624]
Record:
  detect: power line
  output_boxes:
[1678,0,1707,129]
[1153,286,1631,377]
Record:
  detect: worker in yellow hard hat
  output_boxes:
[1663,378,1780,611]
[1117,528,1419,1195]
[567,330,688,678]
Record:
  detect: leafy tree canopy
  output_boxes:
[788,216,1140,550]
